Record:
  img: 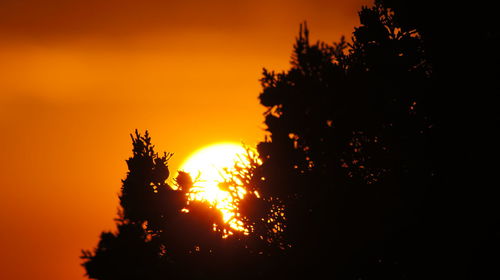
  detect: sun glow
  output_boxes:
[180,143,252,235]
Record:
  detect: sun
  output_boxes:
[179,142,251,235]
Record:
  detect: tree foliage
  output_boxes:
[252,0,499,278]
[82,131,275,280]
[83,0,499,278]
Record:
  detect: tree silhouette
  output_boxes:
[81,130,174,279]
[253,0,500,279]
[83,0,499,278]
[82,131,229,279]
[82,131,277,280]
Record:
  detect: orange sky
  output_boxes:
[0,1,371,279]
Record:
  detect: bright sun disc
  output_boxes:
[180,143,251,235]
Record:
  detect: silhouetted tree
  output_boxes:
[83,0,499,278]
[253,0,499,279]
[378,1,500,279]
[82,131,229,279]
[81,130,174,279]
[82,131,275,280]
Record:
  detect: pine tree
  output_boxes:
[82,131,275,279]
[255,2,436,277]
[81,130,174,280]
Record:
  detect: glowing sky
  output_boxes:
[0,1,371,279]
